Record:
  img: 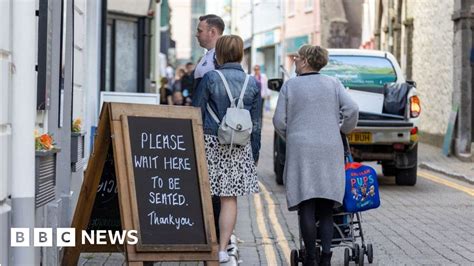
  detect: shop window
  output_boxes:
[103,14,149,93]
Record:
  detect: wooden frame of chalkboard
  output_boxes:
[63,103,120,265]
[63,103,218,265]
[111,103,217,262]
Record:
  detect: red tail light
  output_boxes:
[410,96,421,118]
[410,127,418,142]
[393,143,405,151]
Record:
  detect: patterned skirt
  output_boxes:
[204,134,259,196]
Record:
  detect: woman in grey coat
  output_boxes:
[273,45,358,266]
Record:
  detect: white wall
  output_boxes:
[169,0,192,62]
[206,0,232,34]
[0,6,12,264]
[73,1,86,123]
[108,0,149,16]
[409,0,454,136]
[231,0,252,40]
[230,0,282,41]
[0,0,12,204]
[254,0,282,35]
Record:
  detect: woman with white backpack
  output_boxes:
[193,35,262,263]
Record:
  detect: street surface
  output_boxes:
[235,115,474,265]
[80,114,474,265]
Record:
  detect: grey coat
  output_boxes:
[273,73,359,211]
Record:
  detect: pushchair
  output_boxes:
[289,135,374,266]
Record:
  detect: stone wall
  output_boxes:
[409,0,454,137]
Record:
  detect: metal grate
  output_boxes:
[35,153,57,208]
[71,134,85,172]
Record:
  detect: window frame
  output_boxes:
[101,12,150,93]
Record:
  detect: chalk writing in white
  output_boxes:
[141,133,186,151]
[134,155,159,169]
[163,157,191,170]
[149,192,186,205]
[147,211,194,229]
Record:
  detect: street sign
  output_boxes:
[63,102,218,265]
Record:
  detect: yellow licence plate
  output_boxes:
[347,132,372,144]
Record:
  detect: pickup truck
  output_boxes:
[270,49,421,186]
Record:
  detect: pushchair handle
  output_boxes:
[340,132,354,163]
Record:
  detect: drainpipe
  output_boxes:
[280,0,286,74]
[154,0,162,90]
[11,0,37,265]
[85,0,101,161]
[451,0,472,160]
[250,0,256,73]
[388,0,393,52]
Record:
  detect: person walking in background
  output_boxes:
[252,65,270,119]
[173,67,186,90]
[172,90,184,105]
[192,14,226,243]
[193,35,262,263]
[181,62,195,105]
[165,63,175,88]
[159,77,173,105]
[273,45,359,266]
[174,66,195,106]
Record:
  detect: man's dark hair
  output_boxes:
[199,14,225,34]
[185,62,194,67]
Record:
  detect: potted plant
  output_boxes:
[71,118,85,172]
[35,131,60,208]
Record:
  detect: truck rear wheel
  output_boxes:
[395,144,418,186]
[395,166,417,186]
[382,162,396,176]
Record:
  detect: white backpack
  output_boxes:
[206,70,253,146]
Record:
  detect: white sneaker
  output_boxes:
[219,251,230,263]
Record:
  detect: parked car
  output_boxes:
[270,49,421,186]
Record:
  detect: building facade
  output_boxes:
[0,0,163,264]
[0,0,91,264]
[283,0,363,72]
[170,0,193,65]
[364,0,473,158]
[190,0,207,63]
[229,0,283,77]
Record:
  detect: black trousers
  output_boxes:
[212,195,221,241]
[299,198,334,257]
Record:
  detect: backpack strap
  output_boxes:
[237,75,250,108]
[206,103,220,124]
[207,70,250,124]
[214,70,235,107]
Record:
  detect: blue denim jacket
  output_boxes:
[192,63,262,162]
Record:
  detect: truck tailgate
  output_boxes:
[349,119,413,144]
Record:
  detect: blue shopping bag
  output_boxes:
[343,161,381,213]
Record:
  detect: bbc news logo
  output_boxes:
[11,228,138,247]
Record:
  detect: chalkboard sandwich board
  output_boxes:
[63,102,218,265]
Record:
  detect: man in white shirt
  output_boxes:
[192,13,225,243]
[193,14,225,88]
